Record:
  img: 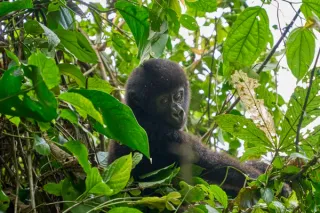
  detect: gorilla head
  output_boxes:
[125,59,190,129]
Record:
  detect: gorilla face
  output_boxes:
[154,87,186,129]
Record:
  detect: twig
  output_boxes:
[26,132,36,212]
[294,47,320,152]
[288,152,320,181]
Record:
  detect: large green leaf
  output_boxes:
[214,114,271,148]
[47,7,75,30]
[72,89,149,158]
[115,0,149,58]
[64,140,91,173]
[108,207,142,213]
[0,188,9,212]
[180,14,199,31]
[0,66,58,122]
[59,92,104,125]
[0,0,33,17]
[102,153,132,194]
[223,7,269,71]
[286,28,315,80]
[83,168,113,197]
[301,0,320,19]
[55,29,98,63]
[58,63,86,87]
[24,20,60,51]
[28,51,60,89]
[279,79,320,150]
[185,0,217,12]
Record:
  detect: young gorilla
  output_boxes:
[108,59,262,196]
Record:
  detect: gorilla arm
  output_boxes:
[176,132,261,193]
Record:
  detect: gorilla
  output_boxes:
[108,59,265,195]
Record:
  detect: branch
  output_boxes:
[295,47,320,152]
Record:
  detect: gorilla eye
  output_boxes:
[160,97,169,104]
[175,92,183,101]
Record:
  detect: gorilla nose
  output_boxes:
[172,109,184,121]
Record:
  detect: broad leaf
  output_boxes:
[71,89,149,158]
[179,181,205,203]
[214,114,271,148]
[115,0,149,58]
[83,168,113,196]
[0,66,58,122]
[59,92,104,125]
[180,14,198,31]
[223,7,269,72]
[44,182,63,196]
[58,64,86,87]
[210,185,228,208]
[24,20,60,51]
[286,27,315,80]
[301,0,320,19]
[87,77,114,94]
[0,0,33,17]
[108,207,142,213]
[59,109,78,124]
[64,140,91,173]
[55,29,98,63]
[103,154,132,194]
[28,51,60,89]
[185,0,217,12]
[279,79,320,150]
[0,188,9,212]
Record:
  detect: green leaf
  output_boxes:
[135,192,181,211]
[240,147,267,162]
[58,64,86,87]
[61,179,93,212]
[87,77,114,94]
[108,207,143,213]
[59,109,78,124]
[185,0,217,12]
[301,0,320,19]
[47,7,75,30]
[44,182,63,196]
[138,164,179,188]
[210,185,228,208]
[268,201,285,213]
[33,135,50,156]
[179,181,205,203]
[286,27,315,80]
[169,0,181,17]
[223,7,269,70]
[28,51,60,89]
[71,89,149,158]
[0,188,9,212]
[64,140,91,173]
[115,0,149,58]
[84,167,113,196]
[24,20,60,51]
[0,66,58,122]
[260,188,273,204]
[0,0,33,17]
[59,92,104,125]
[180,14,198,31]
[5,115,20,127]
[279,79,320,149]
[214,114,271,148]
[55,29,98,63]
[5,49,20,65]
[102,154,132,194]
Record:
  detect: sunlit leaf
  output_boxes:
[286,27,315,80]
[223,7,269,72]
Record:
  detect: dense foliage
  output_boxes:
[0,0,320,212]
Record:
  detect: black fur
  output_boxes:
[108,59,261,195]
